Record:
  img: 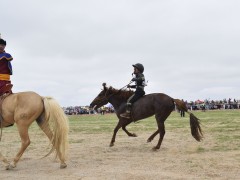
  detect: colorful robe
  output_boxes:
[0,52,13,81]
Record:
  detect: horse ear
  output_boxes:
[102,83,107,91]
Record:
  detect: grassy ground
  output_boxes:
[2,110,239,152]
[1,109,239,179]
[67,110,240,152]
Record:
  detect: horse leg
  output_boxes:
[38,123,67,169]
[37,121,67,169]
[152,112,171,150]
[0,152,10,169]
[122,120,137,137]
[147,130,159,143]
[153,121,165,150]
[147,112,170,143]
[37,121,53,143]
[7,124,31,169]
[110,121,122,147]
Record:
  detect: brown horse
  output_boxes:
[0,91,69,170]
[90,83,203,150]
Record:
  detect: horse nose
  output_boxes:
[89,103,93,108]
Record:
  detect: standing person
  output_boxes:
[180,99,185,117]
[120,63,146,119]
[0,34,13,94]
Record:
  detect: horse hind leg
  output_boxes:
[37,115,67,169]
[7,124,31,170]
[37,118,53,142]
[152,112,171,150]
[147,130,159,143]
[153,121,165,150]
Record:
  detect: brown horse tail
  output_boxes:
[173,99,203,141]
[43,97,69,162]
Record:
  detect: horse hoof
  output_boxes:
[109,143,114,147]
[131,133,137,137]
[147,139,152,143]
[5,165,10,170]
[60,163,67,169]
[152,147,159,151]
[6,164,16,170]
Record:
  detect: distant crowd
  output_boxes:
[63,98,240,115]
[185,98,240,111]
[63,105,114,115]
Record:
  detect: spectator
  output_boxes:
[180,99,185,117]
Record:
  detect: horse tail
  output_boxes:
[173,99,203,141]
[42,97,69,162]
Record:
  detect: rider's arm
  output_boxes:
[131,74,145,82]
[128,85,136,88]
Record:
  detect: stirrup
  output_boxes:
[120,112,130,119]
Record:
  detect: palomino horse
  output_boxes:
[90,83,203,150]
[0,91,69,170]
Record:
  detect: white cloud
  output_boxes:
[1,0,240,106]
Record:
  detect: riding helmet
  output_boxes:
[132,63,144,73]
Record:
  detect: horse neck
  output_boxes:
[108,95,126,111]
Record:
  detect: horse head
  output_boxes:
[90,83,112,110]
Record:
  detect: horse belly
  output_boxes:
[132,103,155,120]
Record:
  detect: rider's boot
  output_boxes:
[120,103,131,119]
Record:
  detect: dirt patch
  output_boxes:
[0,128,239,179]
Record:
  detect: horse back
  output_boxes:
[131,93,174,120]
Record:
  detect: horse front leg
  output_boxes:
[0,152,10,169]
[110,121,122,147]
[122,120,137,137]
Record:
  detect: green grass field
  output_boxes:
[3,109,240,152]
[1,109,239,179]
[67,110,240,152]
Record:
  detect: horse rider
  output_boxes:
[0,34,13,94]
[120,63,146,119]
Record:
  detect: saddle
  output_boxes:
[0,84,13,128]
[0,83,13,96]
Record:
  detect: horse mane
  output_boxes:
[108,86,134,100]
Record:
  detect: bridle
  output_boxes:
[93,81,132,108]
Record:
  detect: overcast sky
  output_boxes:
[1,0,240,106]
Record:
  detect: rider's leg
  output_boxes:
[120,94,138,119]
[120,90,145,119]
